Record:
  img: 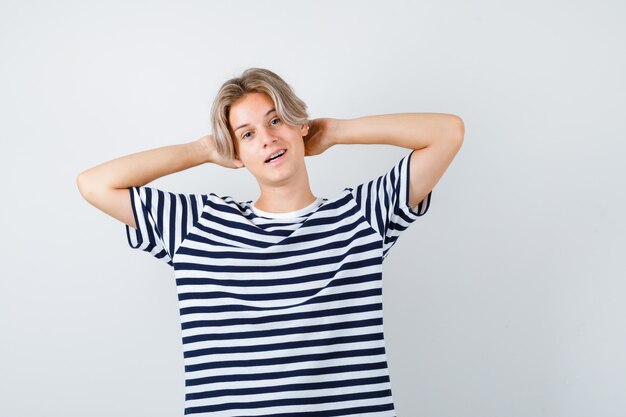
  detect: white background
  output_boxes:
[1,0,624,416]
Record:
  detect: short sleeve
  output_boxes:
[349,150,432,260]
[124,186,207,267]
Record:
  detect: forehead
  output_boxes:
[229,92,276,129]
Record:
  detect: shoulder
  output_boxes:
[204,192,253,216]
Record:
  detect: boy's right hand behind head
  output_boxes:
[198,134,244,169]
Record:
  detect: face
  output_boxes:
[229,92,309,185]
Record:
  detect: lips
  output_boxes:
[265,149,287,165]
[265,149,286,163]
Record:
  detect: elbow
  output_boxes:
[450,115,465,143]
[76,172,89,200]
[76,171,96,202]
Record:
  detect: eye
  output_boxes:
[241,118,280,140]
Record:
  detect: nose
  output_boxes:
[259,126,278,147]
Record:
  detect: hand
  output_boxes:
[198,134,244,169]
[303,118,341,157]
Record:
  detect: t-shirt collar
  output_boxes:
[250,197,324,219]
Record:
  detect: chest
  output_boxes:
[172,206,383,311]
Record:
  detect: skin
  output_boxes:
[226,92,465,215]
[76,89,462,230]
[228,92,323,214]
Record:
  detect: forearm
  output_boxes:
[77,139,210,191]
[333,113,464,149]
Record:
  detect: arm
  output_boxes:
[333,112,463,150]
[76,136,213,229]
[331,113,465,208]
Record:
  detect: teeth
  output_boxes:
[267,149,285,162]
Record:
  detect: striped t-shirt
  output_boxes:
[124,149,432,416]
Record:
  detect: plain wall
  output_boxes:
[1,0,624,416]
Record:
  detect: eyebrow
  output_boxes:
[234,108,277,133]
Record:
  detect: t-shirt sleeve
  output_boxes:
[349,149,432,260]
[124,186,206,267]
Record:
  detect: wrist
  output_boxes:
[191,137,213,164]
[331,118,350,145]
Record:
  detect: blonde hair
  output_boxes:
[210,67,310,160]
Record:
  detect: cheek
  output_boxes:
[239,147,258,166]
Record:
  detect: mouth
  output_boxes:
[265,149,287,165]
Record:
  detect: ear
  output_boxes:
[233,151,244,168]
[300,122,310,136]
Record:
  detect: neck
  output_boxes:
[254,164,316,213]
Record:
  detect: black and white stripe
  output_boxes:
[124,150,432,416]
[350,149,432,260]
